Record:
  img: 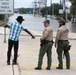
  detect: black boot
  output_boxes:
[46,67,50,70]
[7,62,10,65]
[12,62,17,65]
[66,67,70,69]
[35,67,42,70]
[56,67,63,69]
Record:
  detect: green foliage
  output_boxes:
[56,11,72,21]
[40,3,63,17]
[19,8,33,14]
[0,15,4,20]
[69,0,76,3]
[0,15,4,25]
[68,13,72,21]
[49,3,63,15]
[70,5,75,15]
[70,0,76,15]
[19,8,26,14]
[40,8,46,17]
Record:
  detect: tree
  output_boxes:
[70,0,76,14]
[69,0,76,3]
[0,15,4,20]
[19,8,33,14]
[49,3,63,16]
[69,0,76,23]
[40,8,46,17]
[40,3,63,17]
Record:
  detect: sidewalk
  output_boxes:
[0,35,13,75]
[0,34,20,75]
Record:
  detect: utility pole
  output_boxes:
[52,3,54,17]
[4,15,7,43]
[34,0,37,17]
[63,0,66,21]
[63,0,68,22]
[63,0,65,11]
[60,0,62,5]
[51,0,54,18]
[39,2,41,17]
[45,0,47,19]
[38,0,41,17]
[50,0,52,18]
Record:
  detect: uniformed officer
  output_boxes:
[55,19,70,69]
[35,20,53,70]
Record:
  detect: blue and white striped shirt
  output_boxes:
[7,21,25,41]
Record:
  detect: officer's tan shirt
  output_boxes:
[55,25,69,44]
[41,26,53,41]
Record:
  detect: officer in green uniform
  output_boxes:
[35,20,53,70]
[55,19,70,69]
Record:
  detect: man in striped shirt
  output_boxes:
[4,16,35,65]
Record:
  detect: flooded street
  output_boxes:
[9,14,76,33]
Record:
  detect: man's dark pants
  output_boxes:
[7,39,19,63]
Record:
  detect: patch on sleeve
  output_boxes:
[57,30,60,32]
[50,30,53,33]
[45,29,47,31]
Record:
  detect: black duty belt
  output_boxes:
[40,40,54,47]
[58,40,68,42]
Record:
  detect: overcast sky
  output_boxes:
[14,0,71,8]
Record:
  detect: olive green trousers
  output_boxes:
[57,40,70,68]
[38,42,53,68]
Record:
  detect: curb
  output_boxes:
[0,33,76,40]
[0,24,4,27]
[13,65,20,75]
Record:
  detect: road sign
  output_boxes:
[59,9,63,14]
[0,0,14,14]
[38,0,46,4]
[66,9,70,13]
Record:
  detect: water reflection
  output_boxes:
[67,22,76,33]
[9,14,76,33]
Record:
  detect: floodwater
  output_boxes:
[9,14,76,33]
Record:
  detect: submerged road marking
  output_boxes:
[21,62,76,69]
[70,49,76,52]
[21,49,76,55]
[21,64,58,69]
[20,44,76,49]
[22,52,38,54]
[20,44,76,53]
[20,45,39,49]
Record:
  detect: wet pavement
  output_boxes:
[9,14,76,33]
[0,14,76,75]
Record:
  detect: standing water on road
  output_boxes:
[9,14,76,33]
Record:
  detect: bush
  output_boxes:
[56,13,72,21]
[0,15,4,20]
[56,16,61,20]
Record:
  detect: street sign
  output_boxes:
[66,9,70,13]
[59,9,63,14]
[38,0,46,4]
[38,0,47,8]
[0,0,14,14]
